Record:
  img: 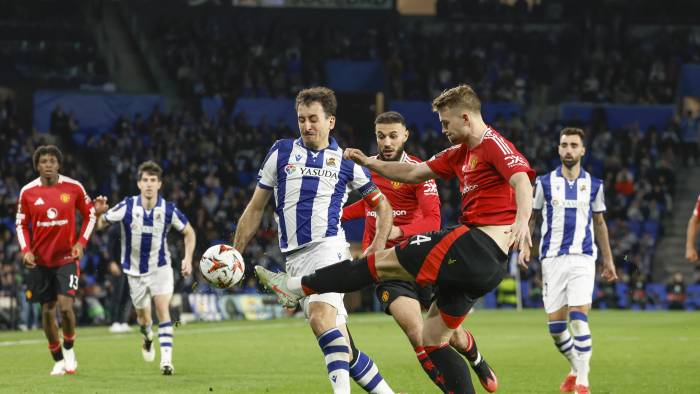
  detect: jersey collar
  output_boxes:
[295,137,339,151]
[556,166,586,179]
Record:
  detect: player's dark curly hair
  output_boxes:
[295,86,337,118]
[137,160,163,181]
[375,111,406,126]
[33,145,63,171]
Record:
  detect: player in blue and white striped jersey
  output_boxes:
[527,128,617,394]
[94,161,196,376]
[234,87,395,394]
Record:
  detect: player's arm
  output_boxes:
[686,210,699,263]
[363,184,392,256]
[71,186,97,259]
[526,177,544,264]
[16,192,35,268]
[233,186,272,253]
[181,223,196,276]
[341,199,366,222]
[593,213,617,282]
[396,180,441,240]
[345,148,437,184]
[509,172,534,266]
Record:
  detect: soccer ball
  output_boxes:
[199,244,245,289]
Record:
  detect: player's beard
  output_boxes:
[380,146,404,162]
[562,156,580,169]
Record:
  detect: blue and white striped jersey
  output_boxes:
[258,138,375,253]
[104,196,189,276]
[534,167,606,259]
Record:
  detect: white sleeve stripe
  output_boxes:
[485,133,513,155]
[16,224,27,249]
[82,207,96,239]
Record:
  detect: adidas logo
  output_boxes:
[34,198,45,206]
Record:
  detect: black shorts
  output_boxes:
[394,225,508,317]
[26,262,80,304]
[375,280,433,315]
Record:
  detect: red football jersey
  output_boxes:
[342,152,441,249]
[694,194,700,217]
[16,175,96,267]
[426,127,535,226]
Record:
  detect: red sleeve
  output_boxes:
[341,199,366,222]
[484,135,535,182]
[694,194,700,217]
[399,179,441,238]
[426,145,462,180]
[76,185,96,247]
[16,192,32,253]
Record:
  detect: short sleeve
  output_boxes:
[172,206,189,232]
[533,177,545,211]
[592,183,606,213]
[257,141,280,189]
[104,198,129,224]
[426,145,462,180]
[348,162,373,191]
[694,194,700,217]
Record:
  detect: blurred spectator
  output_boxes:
[666,272,686,310]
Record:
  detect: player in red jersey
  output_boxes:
[257,85,534,393]
[341,111,497,392]
[16,145,107,376]
[686,193,700,263]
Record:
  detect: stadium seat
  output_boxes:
[616,283,629,308]
[645,283,667,310]
[483,290,497,309]
[642,220,661,240]
[685,284,700,310]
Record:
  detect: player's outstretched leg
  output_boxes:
[548,319,578,392]
[254,266,303,307]
[48,341,65,376]
[450,328,498,392]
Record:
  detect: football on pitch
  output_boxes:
[199,244,245,288]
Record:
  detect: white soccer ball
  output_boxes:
[199,244,245,289]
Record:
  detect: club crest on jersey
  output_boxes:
[580,184,587,192]
[391,181,402,189]
[60,193,71,203]
[467,155,479,170]
[155,213,162,221]
[326,157,337,167]
[285,164,297,175]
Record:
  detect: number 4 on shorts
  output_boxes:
[410,234,432,246]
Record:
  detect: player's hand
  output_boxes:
[509,219,532,254]
[601,260,618,282]
[71,243,85,259]
[517,248,530,269]
[22,252,37,269]
[388,225,403,241]
[686,247,699,263]
[344,148,369,166]
[181,258,192,276]
[94,195,109,215]
[362,242,383,258]
[108,261,121,276]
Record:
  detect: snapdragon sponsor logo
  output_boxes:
[36,219,68,227]
[366,210,407,217]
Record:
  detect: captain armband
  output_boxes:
[362,186,385,210]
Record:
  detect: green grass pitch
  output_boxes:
[1,310,698,393]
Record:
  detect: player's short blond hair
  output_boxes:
[432,84,481,113]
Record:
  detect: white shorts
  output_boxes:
[127,266,174,309]
[285,238,352,326]
[541,254,595,313]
